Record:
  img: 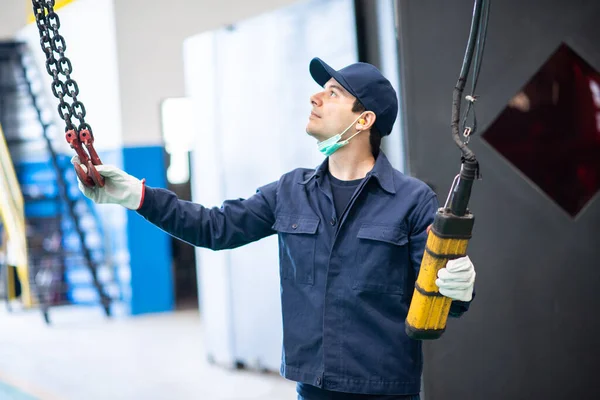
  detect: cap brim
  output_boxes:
[309,57,357,98]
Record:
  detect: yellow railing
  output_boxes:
[0,123,33,307]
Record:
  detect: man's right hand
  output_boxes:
[72,156,145,210]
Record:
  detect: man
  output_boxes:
[76,58,476,400]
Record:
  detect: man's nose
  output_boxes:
[310,91,323,107]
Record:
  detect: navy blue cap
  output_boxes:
[309,57,398,136]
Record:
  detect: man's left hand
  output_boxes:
[435,255,475,302]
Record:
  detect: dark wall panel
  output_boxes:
[395,1,600,399]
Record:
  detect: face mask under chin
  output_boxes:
[317,113,366,157]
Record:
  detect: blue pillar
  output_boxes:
[123,146,174,315]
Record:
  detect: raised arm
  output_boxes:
[74,158,278,250]
[137,183,277,250]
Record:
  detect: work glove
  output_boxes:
[435,255,476,302]
[72,156,145,210]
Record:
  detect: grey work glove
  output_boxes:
[72,156,145,210]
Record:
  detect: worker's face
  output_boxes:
[306,78,361,142]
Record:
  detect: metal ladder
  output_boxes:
[0,41,113,323]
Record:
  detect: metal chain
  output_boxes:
[32,0,92,136]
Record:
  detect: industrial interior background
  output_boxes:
[0,0,598,399]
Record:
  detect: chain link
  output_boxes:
[32,0,92,136]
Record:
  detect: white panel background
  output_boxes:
[184,0,358,370]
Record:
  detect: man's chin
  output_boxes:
[307,127,327,140]
[305,128,319,140]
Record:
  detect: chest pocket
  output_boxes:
[353,223,409,295]
[272,214,320,285]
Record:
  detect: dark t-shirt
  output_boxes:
[327,171,363,219]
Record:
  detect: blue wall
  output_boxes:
[123,146,174,315]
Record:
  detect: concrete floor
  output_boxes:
[0,303,296,400]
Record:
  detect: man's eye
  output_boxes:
[329,91,337,97]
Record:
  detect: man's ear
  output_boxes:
[356,111,376,130]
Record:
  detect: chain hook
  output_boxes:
[32,0,102,187]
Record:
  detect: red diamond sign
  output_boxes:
[483,43,600,217]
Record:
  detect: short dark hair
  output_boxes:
[352,99,381,158]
